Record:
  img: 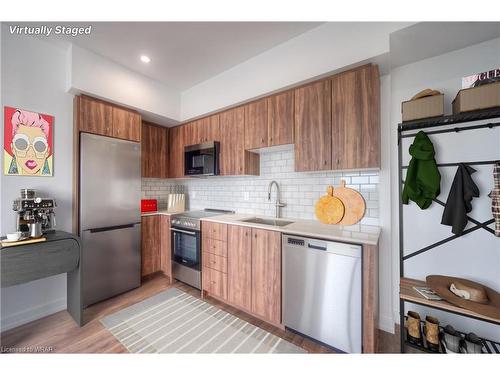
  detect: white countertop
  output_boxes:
[141,209,183,217]
[201,213,380,246]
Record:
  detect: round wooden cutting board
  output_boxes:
[315,186,345,224]
[332,180,366,226]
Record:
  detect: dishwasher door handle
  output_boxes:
[307,243,327,251]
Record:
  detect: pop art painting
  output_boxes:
[4,107,53,176]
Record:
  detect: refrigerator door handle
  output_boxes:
[88,223,139,233]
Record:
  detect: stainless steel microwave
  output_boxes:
[184,141,220,176]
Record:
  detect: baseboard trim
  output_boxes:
[0,298,66,332]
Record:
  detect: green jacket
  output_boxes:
[402,131,441,209]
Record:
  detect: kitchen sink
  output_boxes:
[240,217,294,227]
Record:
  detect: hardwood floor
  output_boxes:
[0,274,398,354]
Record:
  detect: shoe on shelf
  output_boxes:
[406,311,422,345]
[443,325,462,353]
[462,332,484,354]
[424,316,440,352]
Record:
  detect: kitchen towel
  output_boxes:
[441,163,480,235]
[402,131,441,209]
[488,161,500,237]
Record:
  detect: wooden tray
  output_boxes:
[1,237,47,248]
[332,180,366,226]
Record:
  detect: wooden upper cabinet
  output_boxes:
[251,228,281,325]
[78,96,141,142]
[184,120,200,147]
[183,114,220,146]
[112,106,141,142]
[244,99,268,150]
[79,96,113,136]
[268,91,294,146]
[220,107,259,176]
[219,107,242,175]
[141,121,168,178]
[331,64,380,170]
[294,80,332,171]
[205,115,220,143]
[168,125,185,178]
[227,225,252,311]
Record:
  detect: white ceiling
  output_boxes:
[60,22,322,90]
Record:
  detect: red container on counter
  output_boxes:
[141,199,158,213]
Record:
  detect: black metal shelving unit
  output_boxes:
[402,316,500,354]
[397,107,500,354]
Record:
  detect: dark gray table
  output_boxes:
[1,231,83,326]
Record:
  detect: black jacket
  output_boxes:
[441,164,480,235]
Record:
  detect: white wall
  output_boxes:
[378,74,394,332]
[180,22,411,120]
[0,26,74,331]
[390,37,500,341]
[68,44,181,124]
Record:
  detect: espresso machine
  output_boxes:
[13,189,57,238]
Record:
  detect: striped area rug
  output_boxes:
[100,288,305,353]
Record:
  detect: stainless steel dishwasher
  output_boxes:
[282,234,362,353]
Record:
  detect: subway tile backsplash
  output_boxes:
[142,147,379,226]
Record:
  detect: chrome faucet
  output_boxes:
[268,180,286,218]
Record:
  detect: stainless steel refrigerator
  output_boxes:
[80,133,141,307]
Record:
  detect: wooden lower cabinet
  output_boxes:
[160,215,171,278]
[251,228,281,324]
[202,221,228,242]
[224,224,282,326]
[227,225,252,311]
[141,215,161,277]
[202,238,227,257]
[203,268,228,300]
[203,252,227,273]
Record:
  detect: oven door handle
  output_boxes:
[170,228,197,236]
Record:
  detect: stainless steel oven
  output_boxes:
[171,226,201,289]
[184,141,219,176]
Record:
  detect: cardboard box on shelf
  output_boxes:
[453,81,500,114]
[402,93,444,123]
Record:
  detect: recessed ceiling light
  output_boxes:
[140,55,151,63]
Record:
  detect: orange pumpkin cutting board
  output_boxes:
[315,186,345,224]
[332,180,366,226]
